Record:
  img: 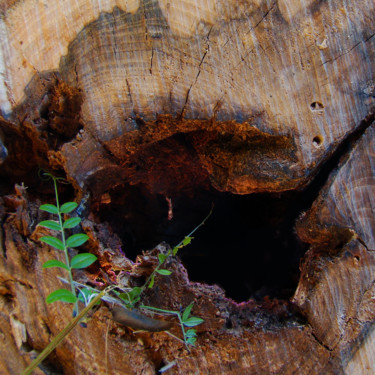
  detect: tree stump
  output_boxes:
[0,0,374,374]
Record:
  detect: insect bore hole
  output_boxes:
[310,101,324,111]
[312,135,324,148]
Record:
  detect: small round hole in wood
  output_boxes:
[310,101,324,111]
[312,135,324,148]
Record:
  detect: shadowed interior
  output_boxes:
[93,132,309,302]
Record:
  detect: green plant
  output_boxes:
[22,287,111,375]
[141,302,204,347]
[38,173,97,315]
[120,209,212,308]
[119,212,211,348]
[70,210,211,349]
[23,175,210,374]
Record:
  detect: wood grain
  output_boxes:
[0,0,374,374]
[294,123,375,372]
[0,0,374,194]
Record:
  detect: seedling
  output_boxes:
[38,173,97,315]
[22,287,111,375]
[141,302,204,348]
[140,208,212,295]
[23,174,210,374]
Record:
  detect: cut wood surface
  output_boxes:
[0,191,341,374]
[0,0,374,374]
[1,0,374,194]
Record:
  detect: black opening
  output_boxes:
[176,191,308,301]
[95,185,309,302]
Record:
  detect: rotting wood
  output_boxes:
[1,0,374,196]
[0,0,374,374]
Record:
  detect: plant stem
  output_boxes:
[140,304,190,350]
[52,176,78,315]
[22,288,110,375]
[140,206,213,294]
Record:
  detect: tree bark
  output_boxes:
[0,0,374,374]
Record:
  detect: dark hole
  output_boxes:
[39,103,49,120]
[312,135,323,147]
[95,185,308,302]
[310,101,324,111]
[225,318,233,329]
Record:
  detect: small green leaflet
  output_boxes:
[172,246,179,256]
[39,204,59,214]
[182,236,193,247]
[119,287,142,304]
[66,233,88,248]
[40,236,64,251]
[43,259,69,271]
[173,236,193,256]
[158,253,167,264]
[70,253,97,269]
[156,269,172,276]
[186,336,197,346]
[60,202,78,214]
[63,217,81,229]
[185,328,197,338]
[185,329,198,346]
[182,303,194,321]
[38,220,61,231]
[118,293,130,303]
[129,287,142,299]
[46,289,77,303]
[183,316,204,327]
[148,274,155,288]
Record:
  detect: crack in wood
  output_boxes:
[125,78,134,109]
[250,1,276,32]
[111,13,119,60]
[222,1,276,50]
[179,27,212,118]
[150,46,154,75]
[310,329,334,352]
[321,33,375,66]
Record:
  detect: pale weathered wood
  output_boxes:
[294,124,375,373]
